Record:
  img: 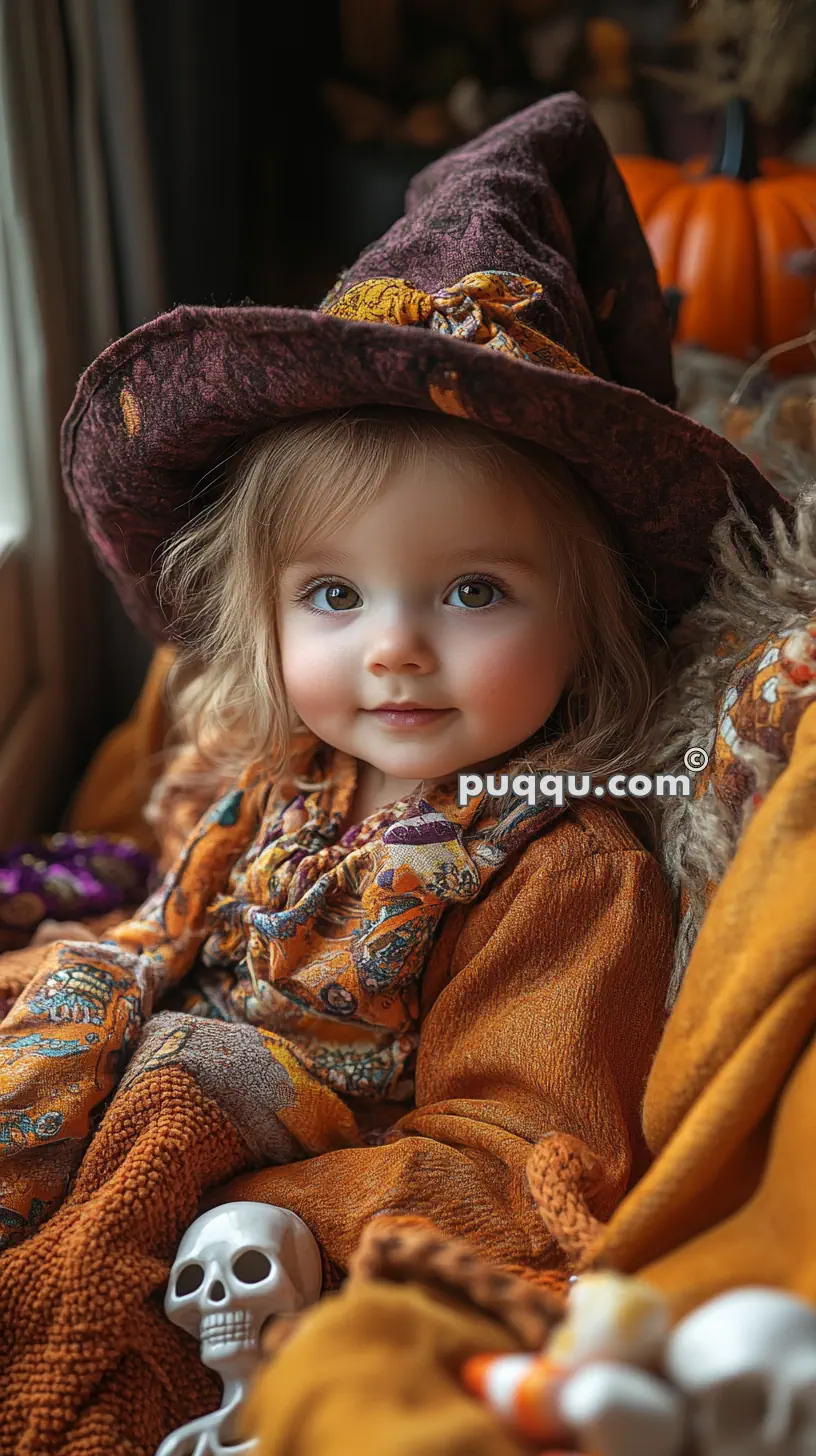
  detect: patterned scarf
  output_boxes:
[153,734,568,1103]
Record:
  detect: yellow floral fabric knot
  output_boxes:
[323,277,434,327]
[322,270,590,377]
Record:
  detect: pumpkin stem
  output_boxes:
[708,97,761,182]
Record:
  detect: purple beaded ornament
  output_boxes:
[0,833,156,942]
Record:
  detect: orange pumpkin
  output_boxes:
[617,100,816,375]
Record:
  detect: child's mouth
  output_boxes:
[366,706,454,729]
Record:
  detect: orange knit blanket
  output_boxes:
[0,1058,251,1454]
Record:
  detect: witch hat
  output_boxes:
[61,92,785,640]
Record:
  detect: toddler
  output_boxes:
[0,93,783,1453]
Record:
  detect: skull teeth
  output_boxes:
[201,1311,256,1345]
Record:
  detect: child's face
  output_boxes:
[277,458,578,784]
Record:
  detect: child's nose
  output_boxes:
[364,622,436,676]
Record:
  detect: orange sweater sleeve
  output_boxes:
[221,810,673,1278]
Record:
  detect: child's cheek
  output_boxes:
[452,633,553,695]
[280,619,355,723]
[450,632,568,722]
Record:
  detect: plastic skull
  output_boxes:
[665,1287,816,1456]
[165,1202,323,1377]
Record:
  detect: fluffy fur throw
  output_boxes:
[652,479,816,1000]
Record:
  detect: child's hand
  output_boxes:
[30,919,99,947]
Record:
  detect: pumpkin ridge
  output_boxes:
[622,159,681,228]
[747,181,768,367]
[641,176,682,229]
[758,184,815,254]
[763,180,816,242]
[682,179,761,360]
[654,182,699,293]
[752,184,816,359]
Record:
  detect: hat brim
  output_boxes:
[61,303,787,639]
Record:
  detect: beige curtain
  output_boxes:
[0,0,164,841]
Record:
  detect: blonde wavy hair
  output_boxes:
[154,406,668,827]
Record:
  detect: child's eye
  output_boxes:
[445,578,504,609]
[308,581,362,612]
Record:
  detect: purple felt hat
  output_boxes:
[61,92,785,640]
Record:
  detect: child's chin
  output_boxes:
[365,747,471,784]
[375,757,450,781]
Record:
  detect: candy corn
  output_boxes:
[461,1352,570,1443]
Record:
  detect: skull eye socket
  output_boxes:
[232,1250,272,1284]
[705,1382,768,1439]
[174,1262,205,1297]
